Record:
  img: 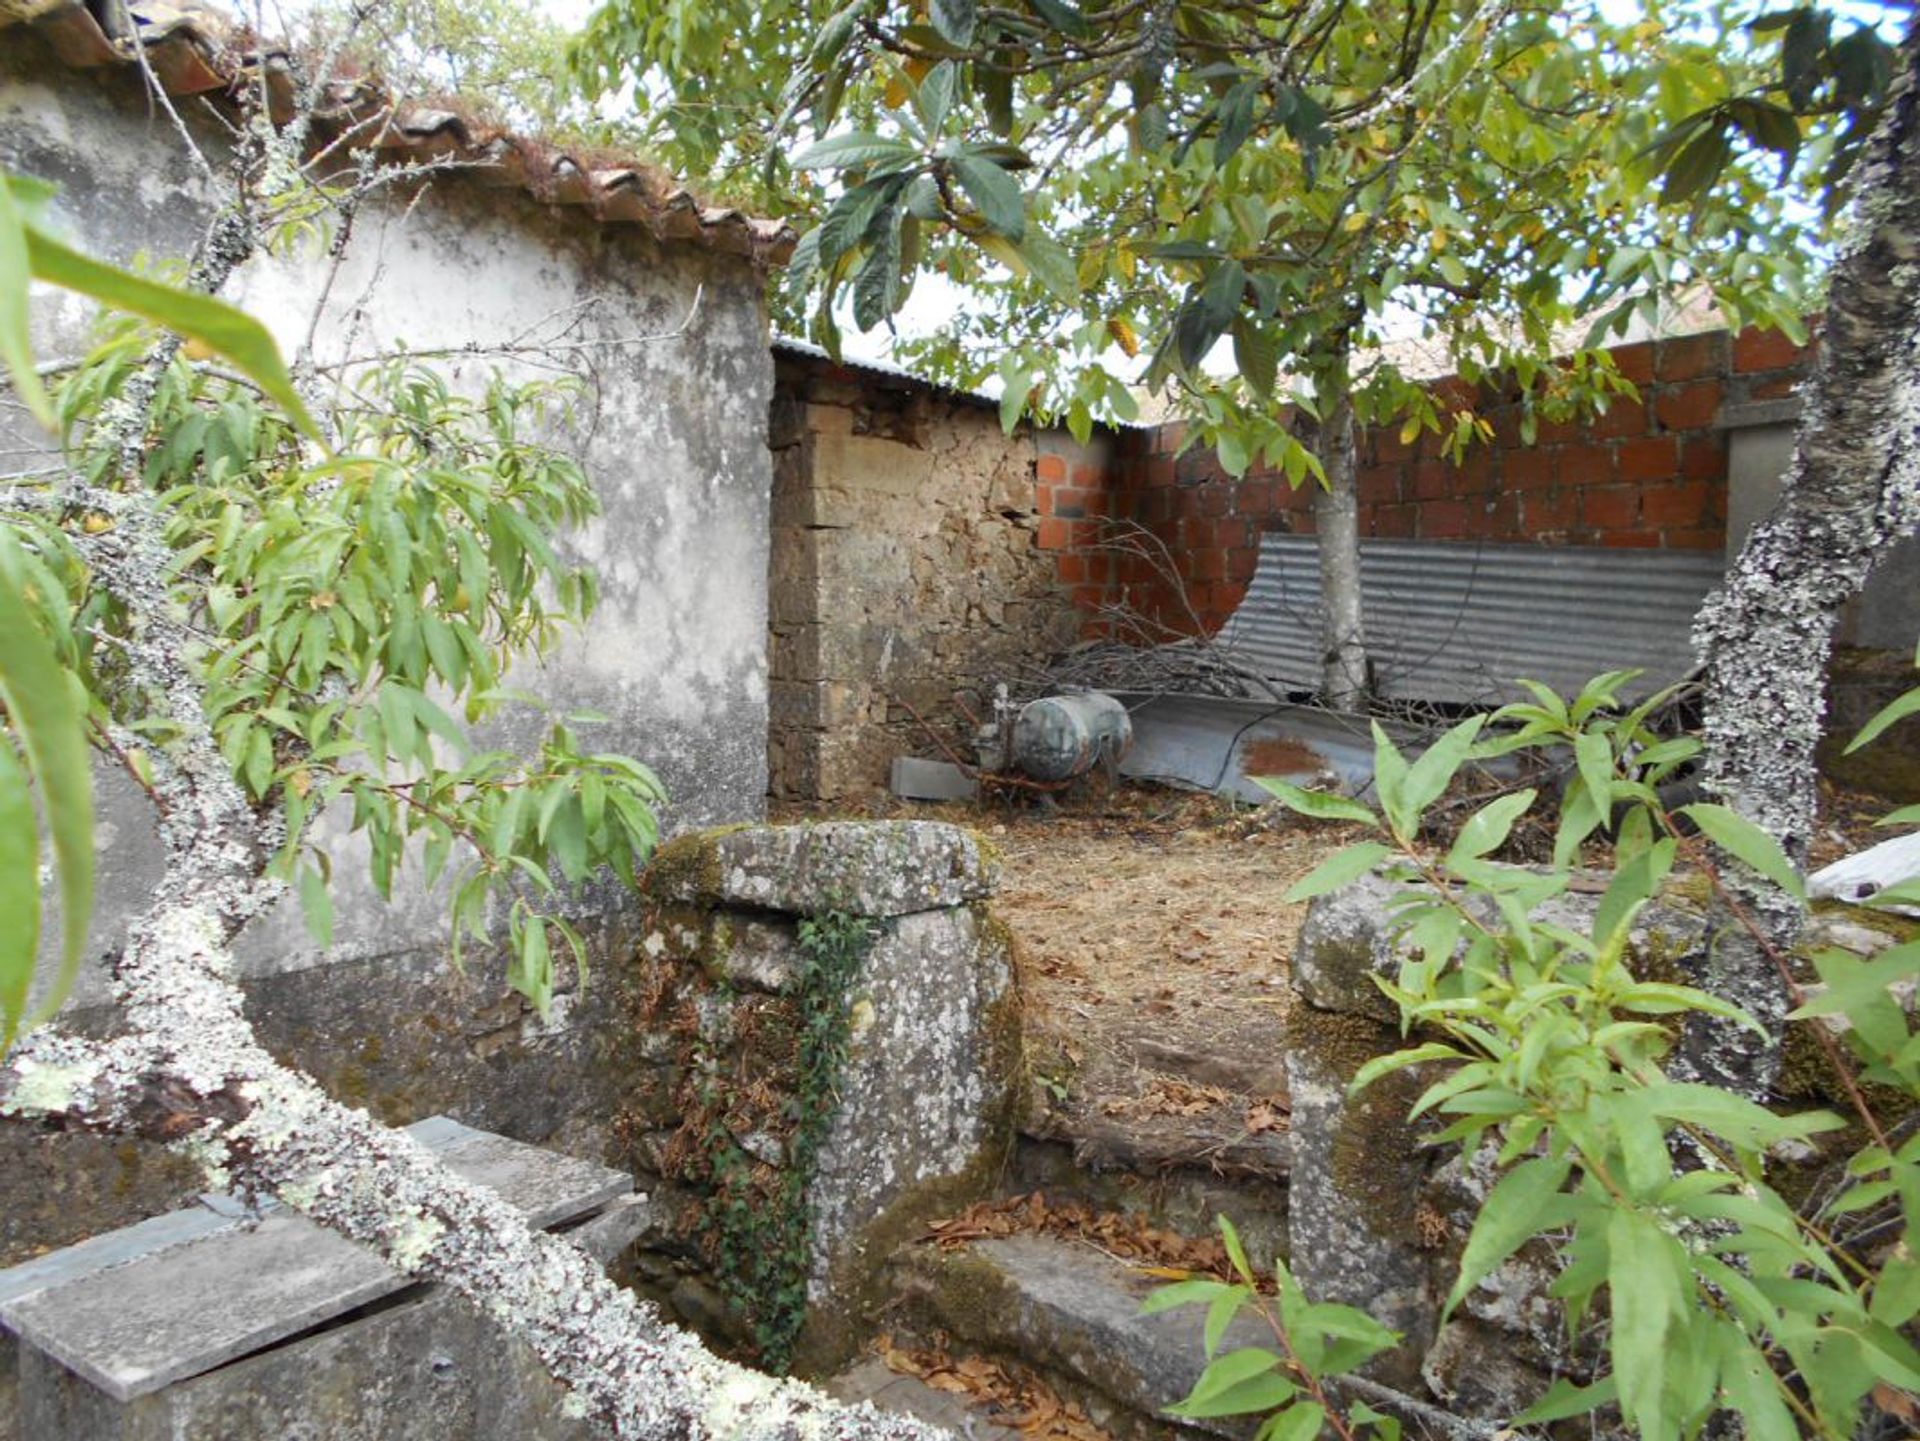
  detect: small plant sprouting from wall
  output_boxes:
[670,910,880,1371]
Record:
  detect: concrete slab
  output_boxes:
[0,1119,632,1402]
[891,757,980,803]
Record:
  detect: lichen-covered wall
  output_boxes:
[768,350,1098,801]
[1,45,775,1259]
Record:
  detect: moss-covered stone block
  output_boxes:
[640,820,999,917]
[1283,1002,1436,1389]
[624,822,1020,1375]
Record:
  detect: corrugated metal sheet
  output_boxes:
[1218,536,1725,704]
[1116,695,1412,800]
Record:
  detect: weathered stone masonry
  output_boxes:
[768,347,1107,801]
[615,821,1021,1373]
[769,326,1877,802]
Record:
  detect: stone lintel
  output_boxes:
[643,820,998,917]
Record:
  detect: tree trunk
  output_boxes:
[1686,15,1920,1093]
[1314,389,1369,713]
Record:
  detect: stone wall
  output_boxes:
[768,347,1098,801]
[615,821,1021,1374]
[1,43,776,1259]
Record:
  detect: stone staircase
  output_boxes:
[826,1029,1296,1441]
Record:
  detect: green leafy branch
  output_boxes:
[1145,1216,1402,1441]
[1253,669,1920,1439]
[5,251,669,1023]
[0,165,340,1049]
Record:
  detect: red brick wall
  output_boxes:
[1030,325,1816,638]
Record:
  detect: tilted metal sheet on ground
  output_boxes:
[1216,535,1725,704]
[1115,694,1407,801]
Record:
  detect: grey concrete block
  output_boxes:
[890,757,980,803]
[0,1119,632,1403]
[644,820,998,916]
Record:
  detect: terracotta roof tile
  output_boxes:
[2,0,799,266]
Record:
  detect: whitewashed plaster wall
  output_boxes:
[0,46,776,1257]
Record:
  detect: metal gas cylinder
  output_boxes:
[1010,691,1133,781]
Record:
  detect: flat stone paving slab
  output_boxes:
[897,1233,1274,1439]
[0,1117,631,1403]
[826,1356,1018,1440]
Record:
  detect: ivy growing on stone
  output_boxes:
[697,909,880,1371]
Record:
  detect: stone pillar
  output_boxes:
[1285,871,1718,1414]
[1284,872,1441,1392]
[625,821,1021,1374]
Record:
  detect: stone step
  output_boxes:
[824,1356,1021,1440]
[1008,1137,1288,1278]
[889,1232,1274,1441]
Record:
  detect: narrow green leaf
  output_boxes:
[1252,776,1376,825]
[1172,1371,1296,1420]
[1182,1348,1283,1408]
[1608,1208,1684,1436]
[1350,1042,1461,1095]
[25,225,315,437]
[1445,1155,1570,1317]
[1713,1327,1798,1441]
[1285,842,1392,903]
[1872,1253,1920,1326]
[1139,1278,1235,1316]
[1270,1401,1325,1441]
[1512,1373,1617,1426]
[549,794,589,884]
[0,173,52,427]
[1680,802,1805,900]
[1448,788,1537,864]
[1219,1214,1254,1284]
[299,862,335,947]
[0,735,42,1046]
[0,533,92,1037]
[1847,685,1920,754]
[1204,1287,1245,1356]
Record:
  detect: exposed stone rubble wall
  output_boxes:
[619,820,1022,1372]
[772,325,1917,803]
[768,351,1100,801]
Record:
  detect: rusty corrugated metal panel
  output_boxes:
[1218,535,1724,704]
[1116,695,1400,800]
